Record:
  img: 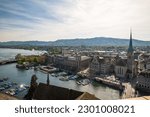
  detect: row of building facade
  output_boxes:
[44,31,150,92]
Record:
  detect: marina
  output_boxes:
[0,63,121,99]
[0,81,29,96]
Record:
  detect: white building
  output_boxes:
[115,58,127,78]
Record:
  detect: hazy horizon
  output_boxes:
[0,0,150,42]
[0,36,150,43]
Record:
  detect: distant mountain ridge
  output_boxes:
[0,37,150,46]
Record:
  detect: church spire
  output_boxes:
[128,28,133,54]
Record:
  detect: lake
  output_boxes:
[0,48,121,99]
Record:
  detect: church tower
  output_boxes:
[127,29,134,78]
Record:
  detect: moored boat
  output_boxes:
[59,76,69,81]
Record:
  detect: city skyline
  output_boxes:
[0,0,150,42]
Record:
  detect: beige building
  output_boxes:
[115,58,127,78]
[90,56,114,76]
[90,56,101,76]
[53,55,91,72]
[138,53,150,72]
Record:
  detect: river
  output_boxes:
[0,48,121,100]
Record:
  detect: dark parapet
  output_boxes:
[32,83,99,100]
[33,83,83,100]
[24,75,38,100]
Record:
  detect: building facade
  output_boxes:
[136,56,150,92]
[89,55,115,76]
[136,70,150,91]
[115,57,127,78]
[115,30,137,79]
[52,55,91,72]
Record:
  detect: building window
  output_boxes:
[120,67,121,74]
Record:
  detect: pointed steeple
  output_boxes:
[47,73,50,85]
[128,29,133,54]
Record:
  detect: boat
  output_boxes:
[19,84,27,90]
[0,77,9,82]
[51,73,55,77]
[58,72,67,76]
[25,67,29,70]
[81,79,91,86]
[76,79,91,86]
[55,74,59,77]
[11,82,17,86]
[15,87,26,93]
[3,77,8,81]
[59,77,69,81]
[1,83,11,89]
[5,89,16,95]
[0,87,5,91]
[4,85,11,89]
[76,80,82,85]
[69,75,78,80]
[23,84,30,88]
[34,67,38,70]
[0,79,3,82]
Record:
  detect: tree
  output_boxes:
[33,57,38,63]
[15,54,22,60]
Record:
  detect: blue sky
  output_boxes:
[0,0,150,41]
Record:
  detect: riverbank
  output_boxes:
[0,48,122,99]
[0,59,17,65]
[0,63,120,99]
[95,77,124,91]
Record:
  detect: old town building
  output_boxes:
[136,70,150,92]
[90,55,115,76]
[115,30,136,79]
[52,55,91,72]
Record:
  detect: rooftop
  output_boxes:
[33,83,98,100]
[127,96,150,100]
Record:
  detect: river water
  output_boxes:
[0,48,121,100]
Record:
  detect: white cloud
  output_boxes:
[0,0,150,41]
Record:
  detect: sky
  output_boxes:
[0,0,150,42]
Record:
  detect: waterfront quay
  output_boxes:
[39,66,59,73]
[95,77,124,91]
[0,63,120,100]
[0,59,17,65]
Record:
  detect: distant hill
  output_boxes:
[51,37,150,46]
[0,37,150,46]
[0,41,50,46]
